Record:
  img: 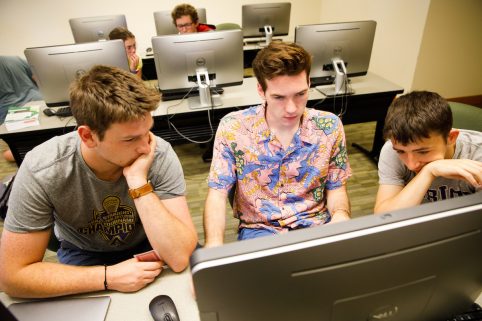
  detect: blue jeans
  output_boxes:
[57,238,153,266]
[238,227,277,240]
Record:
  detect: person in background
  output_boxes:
[374,90,482,214]
[109,27,143,79]
[171,3,215,34]
[0,56,43,162]
[0,65,197,298]
[203,42,352,247]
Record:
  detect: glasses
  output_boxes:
[176,22,194,29]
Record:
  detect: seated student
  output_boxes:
[0,56,43,162]
[203,42,352,247]
[0,65,198,298]
[171,3,215,34]
[109,27,143,79]
[375,90,482,214]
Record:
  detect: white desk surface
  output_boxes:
[0,269,200,321]
[0,72,402,136]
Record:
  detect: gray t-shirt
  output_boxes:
[4,131,186,252]
[378,129,482,203]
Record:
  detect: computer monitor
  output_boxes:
[151,29,244,109]
[69,14,127,43]
[191,193,482,321]
[295,20,376,95]
[153,8,207,36]
[242,2,291,45]
[24,40,129,107]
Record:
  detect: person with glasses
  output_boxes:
[171,3,215,34]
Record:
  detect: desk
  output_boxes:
[1,268,481,321]
[0,269,201,321]
[0,73,403,166]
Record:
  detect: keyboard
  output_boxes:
[160,86,224,101]
[446,303,482,321]
[43,106,73,117]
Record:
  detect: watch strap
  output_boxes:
[128,181,153,199]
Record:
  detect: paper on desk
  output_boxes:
[4,105,40,131]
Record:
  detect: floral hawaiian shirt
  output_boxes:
[208,104,351,233]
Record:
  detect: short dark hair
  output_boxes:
[171,3,198,25]
[383,90,453,144]
[252,41,312,92]
[69,65,160,140]
[108,27,135,41]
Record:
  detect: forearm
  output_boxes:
[203,189,227,247]
[1,262,104,299]
[374,169,435,214]
[326,186,351,222]
[135,193,197,272]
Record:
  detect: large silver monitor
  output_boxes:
[151,29,243,108]
[295,20,377,88]
[69,14,127,43]
[24,40,129,107]
[242,2,291,41]
[191,193,482,321]
[153,8,207,36]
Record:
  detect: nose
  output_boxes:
[285,98,297,114]
[137,135,151,154]
[405,153,421,171]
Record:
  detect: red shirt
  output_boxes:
[197,24,215,32]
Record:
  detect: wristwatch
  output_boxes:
[128,181,153,199]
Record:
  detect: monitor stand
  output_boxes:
[316,58,354,97]
[188,68,222,109]
[258,25,273,47]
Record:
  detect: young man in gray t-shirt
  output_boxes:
[375,91,482,214]
[0,65,198,298]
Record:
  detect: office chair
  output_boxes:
[215,23,241,30]
[448,102,482,132]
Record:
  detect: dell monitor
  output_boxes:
[191,192,482,321]
[153,8,207,36]
[242,2,291,46]
[151,29,244,109]
[69,14,127,43]
[24,40,129,107]
[295,20,377,96]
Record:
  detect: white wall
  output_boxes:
[0,0,322,57]
[412,0,482,98]
[319,0,431,93]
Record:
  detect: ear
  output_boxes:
[447,129,459,145]
[256,82,266,101]
[77,125,98,148]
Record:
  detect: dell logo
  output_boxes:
[196,57,206,67]
[368,305,399,320]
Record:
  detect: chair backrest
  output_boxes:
[449,102,482,132]
[216,23,241,31]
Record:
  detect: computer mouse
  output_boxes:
[149,295,180,321]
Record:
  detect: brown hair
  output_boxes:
[383,91,453,144]
[171,3,199,25]
[108,26,135,41]
[69,65,160,140]
[252,41,312,92]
